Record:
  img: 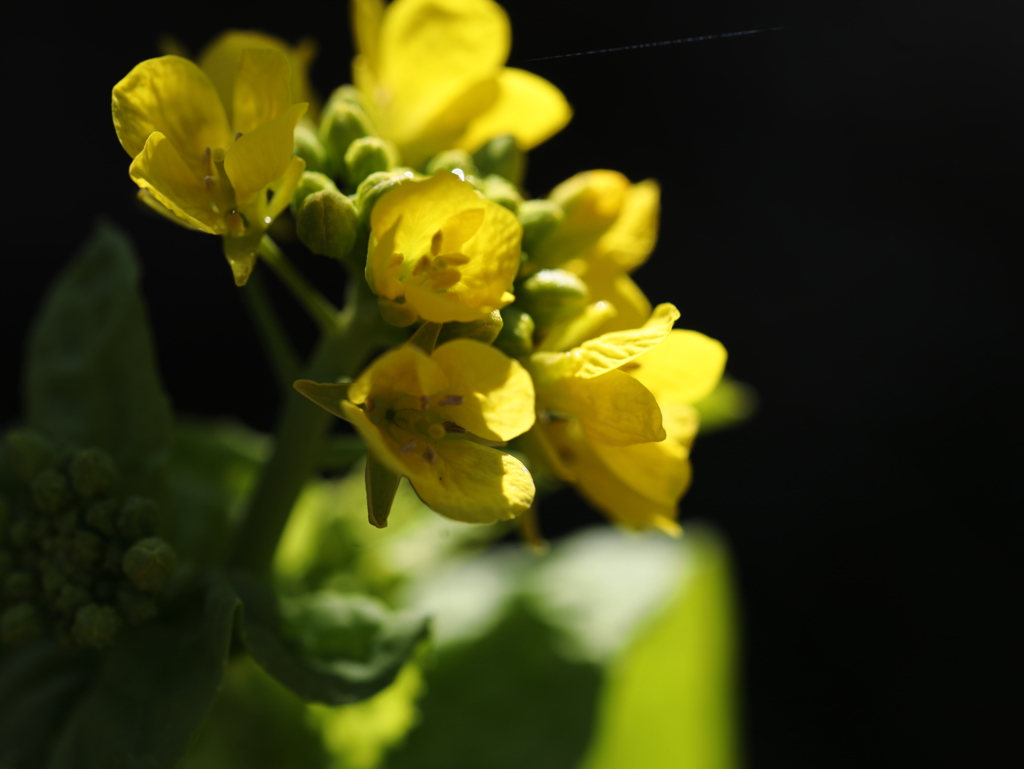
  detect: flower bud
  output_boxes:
[121,536,177,593]
[117,583,159,626]
[72,603,123,650]
[515,269,590,331]
[73,530,103,566]
[56,583,91,616]
[473,134,525,186]
[294,121,328,175]
[68,448,119,499]
[436,310,504,346]
[5,571,35,601]
[345,136,400,188]
[85,499,118,537]
[1,602,45,645]
[494,307,536,358]
[117,496,158,540]
[41,565,66,597]
[518,200,564,256]
[4,429,56,483]
[319,99,376,179]
[425,149,478,178]
[8,517,31,549]
[291,171,339,215]
[295,190,360,265]
[31,469,72,514]
[476,175,522,213]
[354,169,416,226]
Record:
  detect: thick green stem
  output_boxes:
[240,268,301,390]
[258,236,338,332]
[229,279,383,575]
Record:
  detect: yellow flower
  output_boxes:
[112,53,308,285]
[351,0,572,166]
[367,172,521,325]
[524,303,726,533]
[533,170,660,334]
[301,339,537,523]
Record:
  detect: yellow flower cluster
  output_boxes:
[111,0,729,533]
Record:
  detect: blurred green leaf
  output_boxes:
[46,577,241,769]
[233,573,429,706]
[165,419,269,566]
[25,222,173,498]
[693,375,758,434]
[578,530,739,769]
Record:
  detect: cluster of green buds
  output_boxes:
[0,431,177,650]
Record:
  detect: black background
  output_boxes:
[3,1,1021,765]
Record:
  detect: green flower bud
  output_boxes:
[319,99,376,179]
[56,584,92,616]
[295,190,360,265]
[516,269,590,331]
[437,310,504,346]
[68,448,119,499]
[31,468,72,514]
[495,307,536,358]
[476,174,522,213]
[518,200,564,256]
[117,583,159,626]
[425,149,478,178]
[291,170,339,215]
[117,496,158,540]
[355,169,416,226]
[8,517,31,549]
[345,136,399,189]
[84,499,118,537]
[473,134,525,186]
[2,602,45,645]
[73,530,103,565]
[5,571,35,601]
[323,84,368,114]
[121,537,177,593]
[72,603,123,650]
[293,121,328,174]
[4,429,56,483]
[42,565,66,597]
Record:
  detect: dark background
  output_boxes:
[4,1,1021,765]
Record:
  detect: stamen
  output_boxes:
[204,175,215,190]
[398,439,417,455]
[428,423,446,439]
[443,254,471,266]
[422,445,437,464]
[420,396,430,411]
[202,146,213,174]
[364,397,375,413]
[443,421,468,434]
[437,394,464,406]
[225,211,245,236]
[235,131,243,140]
[412,255,431,276]
[430,269,461,290]
[389,254,404,267]
[430,230,443,256]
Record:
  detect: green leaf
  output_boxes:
[293,380,352,421]
[24,222,173,498]
[165,419,269,566]
[387,602,603,769]
[0,642,94,769]
[578,530,740,769]
[46,577,241,769]
[232,572,428,705]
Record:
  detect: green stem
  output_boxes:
[229,279,383,576]
[240,268,301,390]
[258,236,338,332]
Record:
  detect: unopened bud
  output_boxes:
[294,121,328,174]
[85,499,118,537]
[295,190,360,265]
[1,602,45,645]
[42,565,66,597]
[31,469,72,514]
[5,571,34,601]
[291,171,339,215]
[473,134,525,186]
[425,149,478,178]
[8,517,31,548]
[437,310,504,346]
[117,496,158,540]
[516,270,590,331]
[122,537,177,593]
[518,200,564,256]
[56,584,92,616]
[345,136,399,188]
[355,169,416,225]
[494,307,536,358]
[319,99,376,178]
[69,448,119,499]
[117,583,159,626]
[72,603,123,649]
[73,530,103,565]
[5,429,56,483]
[476,174,522,213]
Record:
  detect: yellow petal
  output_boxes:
[112,56,231,176]
[456,67,572,152]
[128,132,220,234]
[574,303,680,378]
[198,30,315,125]
[587,179,660,272]
[551,371,665,446]
[533,170,629,268]
[224,102,307,204]
[348,345,449,404]
[232,48,293,135]
[628,330,727,405]
[431,339,535,441]
[136,190,206,232]
[591,437,690,509]
[266,156,307,221]
[406,440,535,523]
[352,0,385,71]
[376,0,509,148]
[341,401,413,477]
[572,266,651,335]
